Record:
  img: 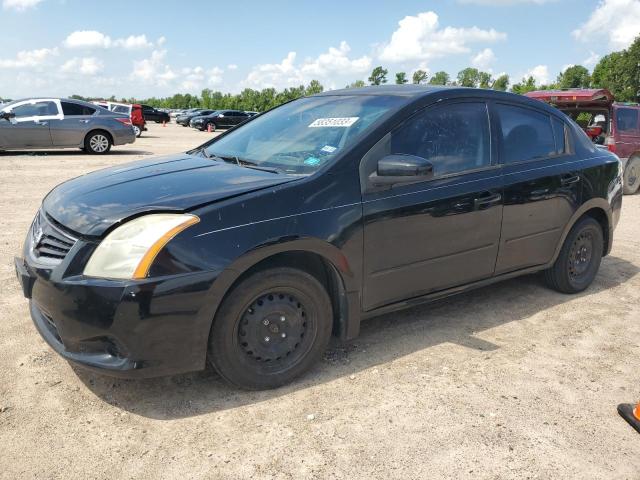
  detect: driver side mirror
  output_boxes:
[0,111,15,121]
[218,114,225,118]
[369,154,434,187]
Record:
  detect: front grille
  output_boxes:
[31,211,77,262]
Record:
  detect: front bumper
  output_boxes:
[15,254,219,378]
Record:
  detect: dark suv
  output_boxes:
[140,105,170,124]
[190,110,251,131]
[15,86,622,389]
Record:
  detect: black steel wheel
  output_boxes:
[208,267,332,390]
[545,216,603,293]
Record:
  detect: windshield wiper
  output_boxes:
[210,154,281,174]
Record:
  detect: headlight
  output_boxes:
[84,214,199,280]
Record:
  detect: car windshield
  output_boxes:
[203,95,404,175]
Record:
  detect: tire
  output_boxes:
[84,131,112,155]
[207,122,216,132]
[208,267,333,390]
[544,217,603,294]
[623,157,640,195]
[133,125,142,138]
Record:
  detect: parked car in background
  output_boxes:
[0,98,135,154]
[190,110,251,131]
[110,102,146,138]
[526,88,640,194]
[176,109,217,126]
[244,111,259,117]
[15,86,622,389]
[141,104,170,123]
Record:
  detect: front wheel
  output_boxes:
[84,131,112,154]
[208,267,333,390]
[544,217,603,294]
[623,157,640,195]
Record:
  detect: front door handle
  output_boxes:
[561,174,580,186]
[474,192,502,209]
[37,121,48,126]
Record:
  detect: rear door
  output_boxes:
[0,99,60,148]
[613,106,640,160]
[493,102,581,273]
[49,101,97,146]
[361,100,503,311]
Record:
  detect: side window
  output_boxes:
[390,102,491,177]
[551,117,567,155]
[61,102,95,116]
[496,104,556,163]
[615,108,639,133]
[11,101,58,118]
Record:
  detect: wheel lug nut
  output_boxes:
[264,336,270,342]
[263,319,270,326]
[281,333,287,338]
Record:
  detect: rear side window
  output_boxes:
[390,102,491,177]
[551,117,567,155]
[496,104,556,163]
[61,102,95,116]
[615,108,639,133]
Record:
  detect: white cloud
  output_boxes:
[114,35,153,50]
[157,36,166,47]
[64,30,112,49]
[583,51,601,67]
[64,30,154,50]
[573,0,640,49]
[61,57,104,76]
[2,0,43,11]
[458,0,554,4]
[0,47,58,68]
[471,48,496,69]
[244,42,371,89]
[227,64,238,70]
[379,11,506,63]
[524,64,549,84]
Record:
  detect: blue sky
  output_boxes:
[0,0,638,98]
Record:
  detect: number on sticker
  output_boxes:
[308,117,359,128]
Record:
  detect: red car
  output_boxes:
[526,89,640,194]
[94,101,146,138]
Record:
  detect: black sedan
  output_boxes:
[15,86,622,389]
[141,104,170,123]
[190,110,252,131]
[176,109,216,126]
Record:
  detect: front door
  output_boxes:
[0,99,60,148]
[361,100,503,311]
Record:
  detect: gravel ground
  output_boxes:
[1,123,640,480]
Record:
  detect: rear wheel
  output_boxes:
[623,157,640,195]
[544,217,603,294]
[133,125,142,138]
[208,267,333,390]
[84,131,111,155]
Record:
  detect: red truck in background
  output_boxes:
[526,89,640,195]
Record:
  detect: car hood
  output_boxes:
[43,153,297,236]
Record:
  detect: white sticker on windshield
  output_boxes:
[321,145,337,153]
[308,117,359,128]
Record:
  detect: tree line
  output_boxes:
[5,35,640,110]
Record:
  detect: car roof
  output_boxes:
[314,85,451,97]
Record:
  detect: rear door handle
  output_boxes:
[561,174,580,186]
[79,119,90,124]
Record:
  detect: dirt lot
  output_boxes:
[1,122,640,479]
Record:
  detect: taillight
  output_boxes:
[115,117,132,126]
[606,136,616,153]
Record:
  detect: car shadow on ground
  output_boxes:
[74,255,639,420]
[0,149,154,156]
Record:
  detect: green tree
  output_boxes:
[346,79,366,88]
[305,80,324,95]
[395,72,408,84]
[429,71,450,86]
[412,69,428,84]
[478,71,493,89]
[557,65,591,89]
[457,67,481,87]
[368,66,388,85]
[511,76,538,95]
[492,74,510,91]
